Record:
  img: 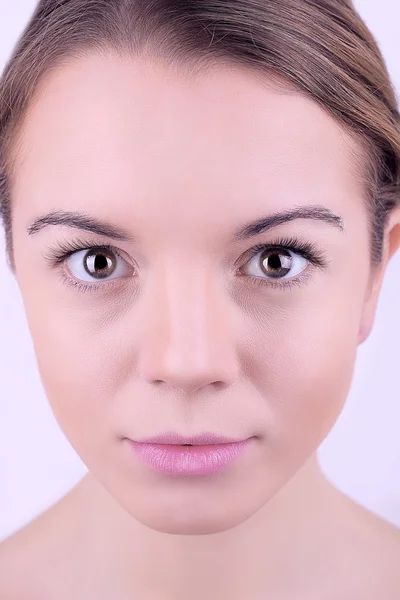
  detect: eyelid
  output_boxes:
[245,237,327,265]
[64,246,132,282]
[43,234,328,294]
[42,236,132,266]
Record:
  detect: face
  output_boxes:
[10,52,394,535]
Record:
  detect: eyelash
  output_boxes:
[42,235,329,294]
[240,236,328,290]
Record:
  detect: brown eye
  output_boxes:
[259,248,293,278]
[243,246,309,281]
[65,247,132,283]
[83,248,116,279]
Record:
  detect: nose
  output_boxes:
[137,263,239,395]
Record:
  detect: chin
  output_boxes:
[123,499,255,535]
[106,469,285,536]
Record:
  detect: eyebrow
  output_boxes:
[27,210,135,241]
[27,204,344,242]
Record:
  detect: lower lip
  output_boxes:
[127,439,252,476]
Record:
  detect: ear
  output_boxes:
[358,207,400,345]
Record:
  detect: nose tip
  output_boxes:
[151,370,233,395]
[140,330,238,395]
[137,276,239,395]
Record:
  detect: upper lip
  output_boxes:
[131,432,248,445]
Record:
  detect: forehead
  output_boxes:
[12,52,365,233]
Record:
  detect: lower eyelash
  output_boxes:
[44,238,128,294]
[247,270,313,291]
[47,235,326,294]
[56,266,121,294]
[236,236,327,291]
[59,260,315,295]
[61,268,314,294]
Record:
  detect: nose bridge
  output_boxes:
[138,259,238,393]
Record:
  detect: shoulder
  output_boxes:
[333,496,400,597]
[0,495,80,600]
[0,517,48,599]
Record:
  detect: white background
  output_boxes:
[1,0,399,542]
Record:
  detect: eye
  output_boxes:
[242,245,309,282]
[65,247,131,282]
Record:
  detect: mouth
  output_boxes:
[126,436,253,476]
[131,432,249,446]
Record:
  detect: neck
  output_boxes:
[68,453,349,598]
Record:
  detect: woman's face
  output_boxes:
[10,53,391,534]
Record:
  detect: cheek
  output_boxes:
[248,287,362,458]
[19,245,366,470]
[24,298,122,453]
[272,338,356,447]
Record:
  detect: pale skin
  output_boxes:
[1,52,400,599]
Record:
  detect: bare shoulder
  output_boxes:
[348,496,400,550]
[333,493,400,598]
[0,485,85,600]
[0,512,52,599]
[0,500,73,600]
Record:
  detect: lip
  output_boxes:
[126,434,253,476]
[133,432,246,445]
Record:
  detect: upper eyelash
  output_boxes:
[237,236,328,291]
[42,234,329,293]
[240,236,328,269]
[42,237,118,266]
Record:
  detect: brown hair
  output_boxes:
[0,0,399,272]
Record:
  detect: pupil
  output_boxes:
[84,250,115,278]
[262,250,291,277]
[269,254,282,269]
[94,254,108,271]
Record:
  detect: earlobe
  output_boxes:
[386,205,400,261]
[358,208,400,345]
[387,222,400,262]
[357,281,380,345]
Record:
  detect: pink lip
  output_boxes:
[134,432,245,445]
[126,434,253,476]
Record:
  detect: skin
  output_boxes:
[1,52,400,599]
